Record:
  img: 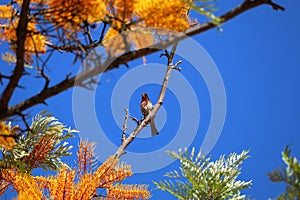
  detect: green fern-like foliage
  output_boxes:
[268,146,300,200]
[0,111,77,173]
[154,148,252,199]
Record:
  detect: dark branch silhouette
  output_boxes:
[0,0,30,113]
[0,0,284,121]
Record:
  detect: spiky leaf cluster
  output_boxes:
[268,146,300,199]
[0,111,77,173]
[1,140,150,199]
[154,148,252,199]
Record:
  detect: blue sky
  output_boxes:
[1,0,300,199]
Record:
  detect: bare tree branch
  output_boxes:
[0,76,76,120]
[114,44,180,158]
[0,0,284,121]
[0,73,11,85]
[0,0,30,112]
[17,112,31,131]
[121,108,129,144]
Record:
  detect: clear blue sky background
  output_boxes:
[1,0,300,199]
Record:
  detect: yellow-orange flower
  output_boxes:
[46,0,107,31]
[103,28,155,56]
[0,122,19,151]
[103,0,191,55]
[15,0,50,4]
[47,167,76,199]
[112,0,139,21]
[133,0,190,32]
[14,173,43,200]
[102,26,126,56]
[1,170,42,199]
[0,20,47,64]
[107,184,151,199]
[0,5,15,19]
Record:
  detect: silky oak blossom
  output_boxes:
[15,0,50,4]
[107,184,151,199]
[46,167,76,199]
[77,139,97,176]
[0,140,150,199]
[103,27,155,56]
[103,0,191,56]
[133,0,190,32]
[0,122,19,151]
[24,134,57,169]
[1,170,42,200]
[112,0,138,21]
[46,0,107,31]
[0,5,15,19]
[0,20,47,64]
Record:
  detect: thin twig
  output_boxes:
[99,22,108,44]
[121,108,129,144]
[37,66,50,91]
[0,73,11,85]
[17,112,31,131]
[129,116,139,124]
[83,21,94,45]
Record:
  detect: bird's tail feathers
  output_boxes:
[150,118,159,136]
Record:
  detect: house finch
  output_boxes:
[140,93,159,136]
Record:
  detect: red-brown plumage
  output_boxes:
[140,93,159,136]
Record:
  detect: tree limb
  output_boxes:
[114,44,180,159]
[121,108,129,144]
[0,0,284,121]
[0,76,77,120]
[46,0,284,53]
[0,0,30,112]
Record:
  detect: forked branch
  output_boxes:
[114,44,180,158]
[0,0,284,121]
[0,0,30,112]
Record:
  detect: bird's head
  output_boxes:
[141,93,149,101]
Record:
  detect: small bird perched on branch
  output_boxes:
[140,93,159,136]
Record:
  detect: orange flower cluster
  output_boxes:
[106,0,190,33]
[74,173,99,199]
[39,156,137,199]
[133,0,190,31]
[0,140,150,199]
[47,168,76,199]
[14,173,43,200]
[25,134,57,169]
[1,0,195,60]
[0,5,15,19]
[1,170,42,200]
[0,20,47,64]
[95,157,133,188]
[103,0,191,56]
[15,0,50,4]
[107,184,151,199]
[0,122,19,151]
[46,0,107,31]
[113,0,138,21]
[103,28,155,56]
